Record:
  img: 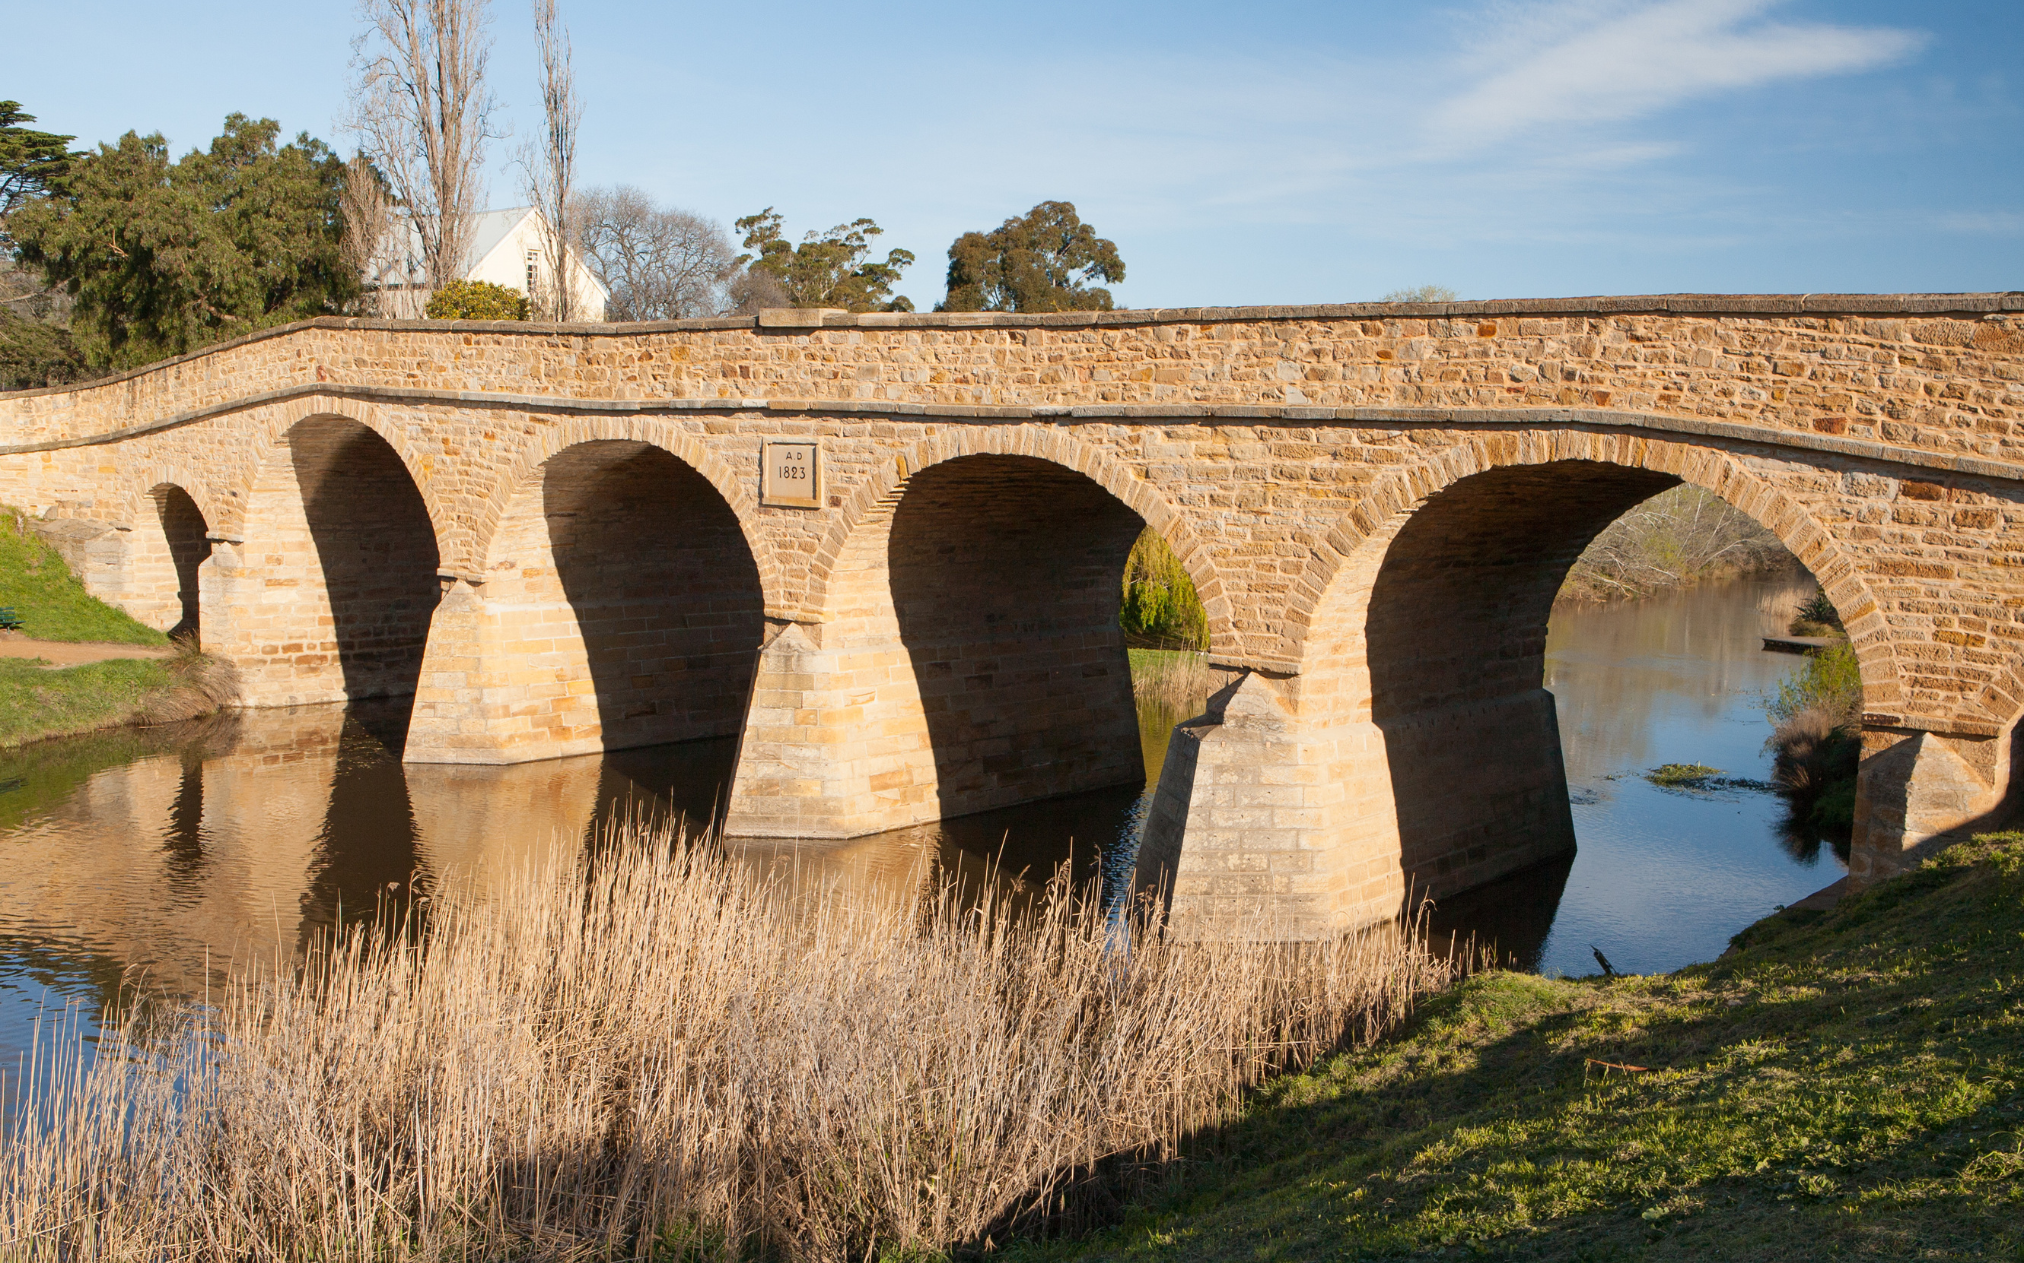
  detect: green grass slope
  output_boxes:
[0,656,176,747]
[0,507,169,644]
[1024,836,2024,1262]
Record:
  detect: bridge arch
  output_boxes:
[1290,430,1899,703]
[466,418,779,615]
[727,430,1199,838]
[218,412,447,707]
[404,436,768,764]
[1286,430,1898,910]
[803,425,1233,655]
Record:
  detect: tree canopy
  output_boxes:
[9,114,353,371]
[734,209,913,312]
[0,101,79,223]
[938,201,1124,313]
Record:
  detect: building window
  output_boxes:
[526,250,540,301]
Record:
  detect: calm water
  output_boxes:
[1431,566,1847,975]
[0,570,1839,1075]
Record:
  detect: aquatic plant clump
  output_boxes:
[0,822,1453,1261]
[1647,762,1722,787]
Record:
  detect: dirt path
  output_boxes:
[0,635,176,669]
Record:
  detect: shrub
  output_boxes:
[1561,485,1789,600]
[1767,639,1862,727]
[424,278,529,321]
[1789,585,1844,637]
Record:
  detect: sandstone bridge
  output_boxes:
[4,294,2022,935]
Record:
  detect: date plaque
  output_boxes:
[760,440,822,508]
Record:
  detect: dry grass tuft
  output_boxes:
[131,640,240,726]
[1,820,1452,1261]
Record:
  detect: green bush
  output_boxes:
[425,279,529,321]
[1118,527,1207,650]
[1767,638,1862,726]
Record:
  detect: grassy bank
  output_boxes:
[1019,834,2024,1262]
[0,823,1453,1260]
[0,505,234,746]
[0,508,167,646]
[0,656,178,747]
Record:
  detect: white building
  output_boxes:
[370,207,608,321]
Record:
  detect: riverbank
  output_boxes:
[0,506,232,746]
[1018,833,2024,1261]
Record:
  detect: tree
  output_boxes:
[350,0,497,296]
[1380,284,1458,303]
[1,101,86,387]
[338,153,403,316]
[575,186,738,320]
[519,0,580,320]
[734,209,913,312]
[938,201,1123,313]
[1,102,79,223]
[9,115,353,370]
[425,278,526,319]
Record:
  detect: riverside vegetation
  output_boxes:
[1765,591,1861,834]
[0,821,1452,1261]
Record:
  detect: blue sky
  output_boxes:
[9,0,2020,308]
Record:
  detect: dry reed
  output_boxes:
[0,820,1451,1262]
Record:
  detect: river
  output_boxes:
[0,567,1841,1074]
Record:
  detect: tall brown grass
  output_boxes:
[0,821,1452,1261]
[1127,647,1220,714]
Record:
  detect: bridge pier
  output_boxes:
[1850,724,2013,884]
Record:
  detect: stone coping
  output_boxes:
[7,380,2024,487]
[3,292,2019,404]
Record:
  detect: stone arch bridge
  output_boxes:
[5,293,2023,935]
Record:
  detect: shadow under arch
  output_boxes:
[877,452,1148,818]
[536,440,766,751]
[462,419,779,619]
[139,483,211,640]
[241,414,444,702]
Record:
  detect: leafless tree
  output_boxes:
[349,0,498,297]
[338,155,404,316]
[1563,486,1789,600]
[519,0,580,320]
[573,185,743,320]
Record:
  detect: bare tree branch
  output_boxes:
[348,0,498,298]
[519,0,579,320]
[573,185,739,320]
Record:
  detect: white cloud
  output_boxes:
[1426,0,1925,152]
